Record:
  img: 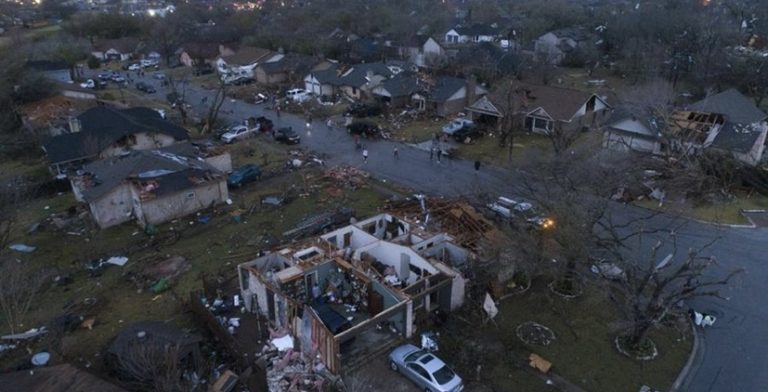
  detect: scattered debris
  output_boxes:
[2,327,48,341]
[9,244,36,253]
[271,335,294,352]
[31,352,50,366]
[323,166,370,189]
[106,256,128,267]
[528,353,552,374]
[143,255,190,282]
[81,318,96,330]
[150,279,170,294]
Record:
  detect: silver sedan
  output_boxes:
[388,344,463,392]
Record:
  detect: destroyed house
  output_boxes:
[70,150,228,229]
[238,213,469,374]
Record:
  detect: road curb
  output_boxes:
[630,203,757,229]
[670,318,702,392]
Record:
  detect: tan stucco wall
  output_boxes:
[139,180,227,225]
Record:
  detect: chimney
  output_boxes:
[466,75,477,106]
[68,117,82,134]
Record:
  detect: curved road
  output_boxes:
[95,69,768,391]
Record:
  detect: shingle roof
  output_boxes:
[516,83,597,121]
[43,107,189,164]
[689,89,767,124]
[549,28,589,42]
[428,77,466,103]
[453,23,499,37]
[710,122,765,153]
[378,74,419,97]
[606,106,660,138]
[337,62,394,88]
[93,38,139,53]
[310,67,341,85]
[221,46,274,66]
[80,150,220,202]
[258,53,316,75]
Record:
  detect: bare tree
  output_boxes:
[600,226,743,350]
[0,258,50,334]
[203,78,228,135]
[116,341,207,392]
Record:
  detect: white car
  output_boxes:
[140,59,159,68]
[286,88,312,103]
[221,124,258,143]
[79,79,96,89]
[127,63,141,71]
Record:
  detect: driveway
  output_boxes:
[85,68,768,392]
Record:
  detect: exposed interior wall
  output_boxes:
[354,214,410,240]
[417,240,469,269]
[101,133,176,158]
[321,226,378,250]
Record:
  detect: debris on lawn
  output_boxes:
[105,256,128,266]
[9,244,36,253]
[528,353,552,373]
[323,166,370,189]
[142,255,191,282]
[1,326,48,341]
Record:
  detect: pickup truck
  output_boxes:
[221,124,259,143]
[441,118,475,135]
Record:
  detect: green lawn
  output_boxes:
[396,119,442,143]
[455,133,552,167]
[1,159,386,370]
[439,280,691,392]
[634,192,768,225]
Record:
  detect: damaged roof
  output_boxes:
[452,23,499,37]
[79,150,221,202]
[43,107,189,165]
[221,46,274,66]
[257,53,316,75]
[377,73,419,97]
[711,122,765,153]
[337,62,394,88]
[516,83,600,121]
[427,77,467,103]
[689,88,767,125]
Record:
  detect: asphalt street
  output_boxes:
[93,69,768,392]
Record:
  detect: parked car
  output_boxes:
[79,79,96,89]
[389,344,464,392]
[127,63,141,71]
[345,102,382,117]
[486,196,554,230]
[135,82,156,93]
[97,72,112,81]
[347,121,380,137]
[227,164,262,188]
[140,59,159,68]
[286,88,312,103]
[221,124,257,144]
[441,118,475,135]
[273,127,301,144]
[228,76,254,86]
[451,126,483,143]
[254,116,274,133]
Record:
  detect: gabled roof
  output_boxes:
[180,42,220,60]
[93,37,139,53]
[309,66,342,85]
[258,53,316,75]
[428,77,466,103]
[337,62,393,88]
[25,59,68,71]
[452,23,499,37]
[467,96,503,117]
[606,106,660,138]
[377,74,419,97]
[689,89,767,124]
[516,83,599,121]
[43,107,189,165]
[710,122,766,153]
[0,363,127,392]
[221,46,274,66]
[79,150,221,201]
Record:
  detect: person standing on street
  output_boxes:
[474,160,481,173]
[393,146,399,160]
[429,147,434,161]
[362,148,369,163]
[327,118,333,130]
[276,105,281,118]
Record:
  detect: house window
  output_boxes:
[352,87,358,95]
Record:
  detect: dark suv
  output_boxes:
[273,127,301,144]
[345,102,383,117]
[347,121,380,137]
[135,82,156,93]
